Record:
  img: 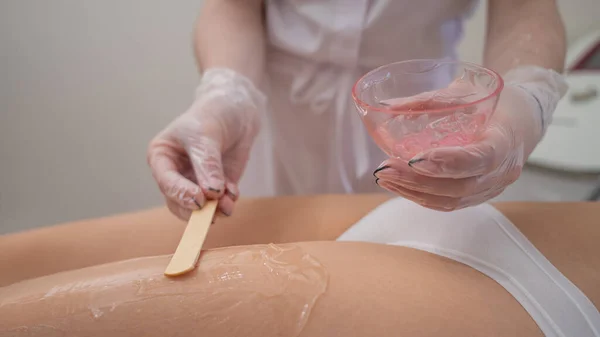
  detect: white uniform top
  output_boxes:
[240,0,479,197]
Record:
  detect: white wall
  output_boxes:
[0,1,203,232]
[1,1,599,233]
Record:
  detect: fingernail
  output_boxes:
[408,158,425,167]
[226,190,237,200]
[208,187,221,193]
[225,183,238,199]
[375,178,380,186]
[377,179,398,195]
[373,165,391,177]
[192,197,202,209]
[408,159,440,175]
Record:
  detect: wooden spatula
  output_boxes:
[164,200,218,276]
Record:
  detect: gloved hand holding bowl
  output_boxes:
[147,0,568,219]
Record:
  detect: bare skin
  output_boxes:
[1,195,599,336]
[485,0,566,75]
[194,0,265,85]
[0,194,390,287]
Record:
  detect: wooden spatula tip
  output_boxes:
[163,200,218,276]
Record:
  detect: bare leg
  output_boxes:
[3,199,600,336]
[0,241,542,337]
[0,194,391,287]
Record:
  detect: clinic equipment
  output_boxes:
[165,200,218,276]
[352,60,503,161]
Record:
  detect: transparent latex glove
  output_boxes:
[374,66,568,211]
[147,68,266,220]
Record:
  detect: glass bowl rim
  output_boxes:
[351,59,505,115]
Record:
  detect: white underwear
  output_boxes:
[337,198,600,337]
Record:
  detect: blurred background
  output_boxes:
[1,0,599,234]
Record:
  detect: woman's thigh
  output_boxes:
[0,194,391,286]
[0,241,542,337]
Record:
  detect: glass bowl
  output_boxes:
[352,59,504,161]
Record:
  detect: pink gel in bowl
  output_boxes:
[352,59,504,161]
